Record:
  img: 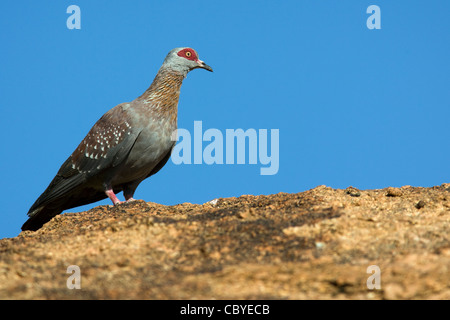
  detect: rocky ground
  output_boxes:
[0,185,449,299]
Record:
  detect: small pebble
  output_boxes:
[415,200,426,209]
[315,242,326,249]
[345,186,361,197]
[386,187,402,197]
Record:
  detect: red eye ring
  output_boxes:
[177,48,197,61]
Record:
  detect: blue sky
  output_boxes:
[1,1,449,238]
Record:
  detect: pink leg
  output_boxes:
[105,189,122,205]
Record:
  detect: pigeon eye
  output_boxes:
[185,51,192,57]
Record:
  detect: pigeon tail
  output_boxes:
[22,206,63,231]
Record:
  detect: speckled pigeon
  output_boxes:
[22,47,213,231]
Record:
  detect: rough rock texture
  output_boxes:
[1,185,449,299]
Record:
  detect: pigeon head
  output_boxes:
[161,47,213,76]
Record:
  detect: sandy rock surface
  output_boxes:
[1,184,449,299]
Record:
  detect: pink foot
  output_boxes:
[105,189,122,205]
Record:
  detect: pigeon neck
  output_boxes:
[138,67,186,109]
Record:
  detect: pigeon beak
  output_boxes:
[196,59,213,72]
